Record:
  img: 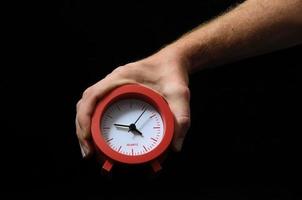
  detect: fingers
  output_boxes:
[165,85,191,152]
[76,67,136,158]
[76,115,94,158]
[76,62,191,158]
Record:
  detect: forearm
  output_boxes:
[165,0,302,72]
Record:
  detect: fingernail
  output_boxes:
[79,142,88,158]
[174,138,184,152]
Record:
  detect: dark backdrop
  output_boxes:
[3,0,301,198]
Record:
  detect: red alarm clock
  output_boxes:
[91,84,174,173]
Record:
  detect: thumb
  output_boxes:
[165,86,191,152]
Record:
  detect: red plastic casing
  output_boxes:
[91,84,174,168]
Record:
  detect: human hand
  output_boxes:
[76,47,191,158]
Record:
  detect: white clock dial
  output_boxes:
[101,98,164,156]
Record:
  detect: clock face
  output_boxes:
[100,98,164,156]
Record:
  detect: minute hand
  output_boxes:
[134,108,147,124]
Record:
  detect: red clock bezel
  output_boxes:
[91,84,174,164]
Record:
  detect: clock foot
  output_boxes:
[102,159,113,172]
[151,160,162,172]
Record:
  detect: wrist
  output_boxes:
[168,36,212,73]
[160,43,191,74]
[140,45,190,86]
[143,44,190,76]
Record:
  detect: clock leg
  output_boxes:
[151,160,162,172]
[102,159,113,172]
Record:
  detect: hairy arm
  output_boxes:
[167,0,302,72]
[76,0,302,156]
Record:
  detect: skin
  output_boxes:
[76,0,302,157]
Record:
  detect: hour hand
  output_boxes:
[114,123,130,128]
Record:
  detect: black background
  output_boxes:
[3,0,301,199]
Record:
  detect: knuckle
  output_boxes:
[177,115,191,129]
[75,127,83,140]
[112,66,127,75]
[78,130,91,141]
[112,64,139,79]
[178,86,190,100]
[76,100,82,111]
[75,119,84,139]
[165,84,190,101]
[82,132,91,140]
[82,87,94,99]
[77,115,91,135]
[79,117,89,130]
[112,66,122,73]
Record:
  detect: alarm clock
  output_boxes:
[91,84,174,173]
